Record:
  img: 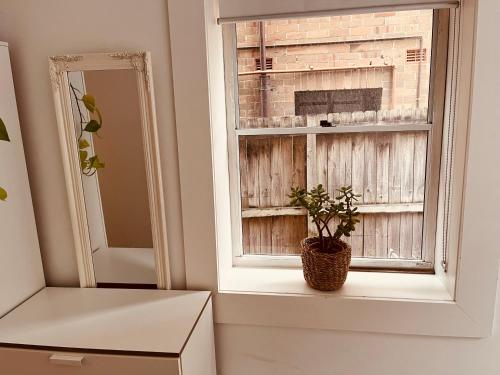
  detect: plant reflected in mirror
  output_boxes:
[69,84,105,176]
[0,118,10,201]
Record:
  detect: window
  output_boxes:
[224,9,450,271]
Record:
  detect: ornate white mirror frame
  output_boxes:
[49,51,170,289]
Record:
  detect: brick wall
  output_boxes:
[236,10,433,118]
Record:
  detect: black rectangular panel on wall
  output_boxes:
[295,88,383,115]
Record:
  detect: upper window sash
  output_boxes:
[218,0,458,23]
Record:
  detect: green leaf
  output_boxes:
[79,150,88,162]
[82,94,96,113]
[95,107,103,125]
[0,186,7,201]
[0,118,10,142]
[78,139,90,149]
[88,155,105,169]
[84,120,101,133]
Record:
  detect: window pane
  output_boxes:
[238,132,427,259]
[239,135,307,255]
[236,10,434,127]
[314,131,427,259]
[233,10,436,262]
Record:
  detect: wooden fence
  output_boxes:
[238,109,428,259]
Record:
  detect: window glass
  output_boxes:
[232,10,436,261]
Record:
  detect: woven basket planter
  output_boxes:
[301,237,351,291]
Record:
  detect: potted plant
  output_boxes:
[289,184,361,291]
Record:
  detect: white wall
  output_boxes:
[0,0,186,287]
[0,0,499,374]
[215,284,500,375]
[213,0,500,373]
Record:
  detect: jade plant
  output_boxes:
[289,184,361,253]
[0,118,10,201]
[69,84,105,176]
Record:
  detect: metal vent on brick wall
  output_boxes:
[255,57,273,70]
[406,48,427,62]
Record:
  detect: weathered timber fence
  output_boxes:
[239,109,428,259]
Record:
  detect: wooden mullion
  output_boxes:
[237,123,432,136]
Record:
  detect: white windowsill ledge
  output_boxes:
[219,267,451,301]
[213,267,487,338]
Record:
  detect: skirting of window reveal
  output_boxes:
[441,10,460,272]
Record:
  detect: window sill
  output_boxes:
[219,267,451,301]
[213,267,487,338]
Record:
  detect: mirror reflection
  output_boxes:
[68,69,156,287]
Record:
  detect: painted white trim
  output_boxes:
[222,15,442,268]
[233,254,433,271]
[169,0,499,337]
[49,52,171,289]
[218,1,459,23]
[236,123,432,136]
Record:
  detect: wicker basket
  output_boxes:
[301,237,351,291]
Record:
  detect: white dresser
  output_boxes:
[0,42,216,374]
[0,288,216,375]
[0,42,45,318]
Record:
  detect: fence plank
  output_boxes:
[376,133,390,204]
[316,135,328,187]
[351,215,364,257]
[412,132,427,259]
[400,131,415,258]
[414,132,427,202]
[247,217,260,254]
[364,134,376,204]
[260,118,273,253]
[306,115,318,237]
[270,120,283,207]
[363,215,376,257]
[247,120,259,209]
[288,216,307,255]
[388,132,401,257]
[400,213,413,259]
[270,124,283,254]
[376,214,389,258]
[271,216,283,255]
[239,138,249,209]
[375,133,390,256]
[388,213,401,258]
[351,133,365,257]
[412,213,423,260]
[340,133,353,247]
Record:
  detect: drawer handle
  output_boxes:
[49,354,85,367]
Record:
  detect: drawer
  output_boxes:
[0,347,181,375]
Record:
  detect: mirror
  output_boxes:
[49,52,170,289]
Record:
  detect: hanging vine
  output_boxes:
[0,118,9,201]
[69,84,105,176]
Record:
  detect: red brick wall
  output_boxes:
[236,10,433,118]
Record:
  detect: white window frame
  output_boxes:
[168,0,500,338]
[222,10,450,272]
